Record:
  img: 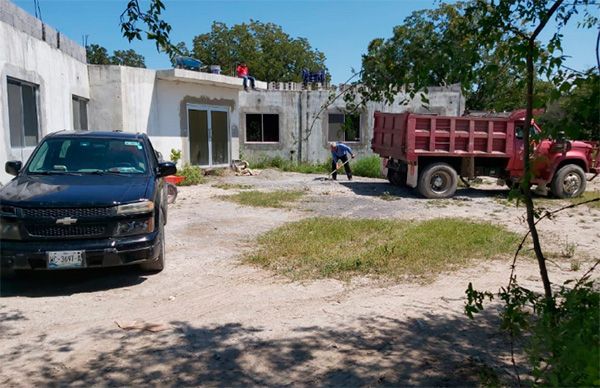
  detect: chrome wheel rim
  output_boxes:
[431,172,450,193]
[562,172,582,195]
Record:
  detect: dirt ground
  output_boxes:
[1,171,599,386]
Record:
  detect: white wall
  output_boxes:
[154,79,241,165]
[89,66,243,166]
[0,0,89,184]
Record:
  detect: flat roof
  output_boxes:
[156,69,267,90]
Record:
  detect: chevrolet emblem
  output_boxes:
[56,217,77,225]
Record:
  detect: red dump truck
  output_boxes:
[371,110,599,199]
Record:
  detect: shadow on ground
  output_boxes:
[2,309,519,386]
[338,181,511,200]
[0,266,147,297]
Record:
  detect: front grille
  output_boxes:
[22,207,114,218]
[26,225,106,238]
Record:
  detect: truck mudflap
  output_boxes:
[406,162,418,188]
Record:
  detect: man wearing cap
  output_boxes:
[329,142,355,181]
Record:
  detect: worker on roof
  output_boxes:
[236,62,256,91]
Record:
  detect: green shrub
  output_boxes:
[351,155,383,178]
[169,149,181,165]
[466,277,600,386]
[248,156,328,174]
[177,164,205,186]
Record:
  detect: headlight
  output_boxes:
[0,205,17,217]
[116,201,154,215]
[0,222,21,240]
[116,217,155,236]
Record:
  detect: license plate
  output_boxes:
[48,251,84,269]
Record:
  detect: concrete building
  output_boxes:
[0,0,464,184]
[0,0,89,183]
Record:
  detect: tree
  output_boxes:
[359,2,556,112]
[110,49,146,68]
[461,0,597,302]
[192,20,327,82]
[86,44,146,68]
[120,0,176,56]
[86,44,111,65]
[539,69,600,140]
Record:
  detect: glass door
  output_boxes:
[187,105,230,167]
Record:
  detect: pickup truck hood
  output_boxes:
[0,174,151,207]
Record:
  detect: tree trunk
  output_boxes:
[524,39,553,301]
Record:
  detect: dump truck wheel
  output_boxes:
[418,163,458,198]
[551,164,586,198]
[387,169,405,186]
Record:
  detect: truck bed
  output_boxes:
[372,112,515,162]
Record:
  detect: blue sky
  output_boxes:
[14,0,598,84]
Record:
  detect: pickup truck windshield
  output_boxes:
[27,137,148,174]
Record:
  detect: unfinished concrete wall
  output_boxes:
[0,0,89,184]
[89,65,244,165]
[239,84,465,164]
[154,78,240,165]
[88,65,124,132]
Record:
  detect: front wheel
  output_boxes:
[417,163,458,199]
[140,212,165,272]
[551,164,586,198]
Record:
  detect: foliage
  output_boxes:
[249,156,329,174]
[192,20,327,82]
[110,49,146,68]
[248,155,383,178]
[169,41,192,66]
[86,44,111,65]
[169,149,182,165]
[120,0,176,56]
[466,276,599,386]
[357,2,553,111]
[247,217,519,281]
[220,190,305,208]
[539,69,600,140]
[350,156,383,178]
[86,43,146,68]
[176,164,204,186]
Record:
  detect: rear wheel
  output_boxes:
[417,163,458,199]
[140,211,165,272]
[387,169,406,186]
[551,164,586,198]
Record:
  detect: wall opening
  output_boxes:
[246,113,279,143]
[7,77,40,148]
[328,113,360,142]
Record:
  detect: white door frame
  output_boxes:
[186,103,231,168]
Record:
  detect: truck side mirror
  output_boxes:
[156,162,176,178]
[5,161,22,176]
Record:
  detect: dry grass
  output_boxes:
[245,217,520,281]
[212,183,254,190]
[220,190,305,208]
[572,191,600,209]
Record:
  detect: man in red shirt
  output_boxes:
[236,62,256,91]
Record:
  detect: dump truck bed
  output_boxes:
[372,112,516,162]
